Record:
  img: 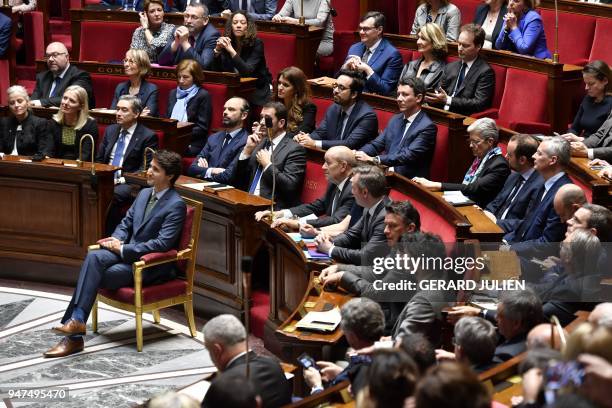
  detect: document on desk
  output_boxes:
[443,191,475,206]
[182,182,234,191]
[295,307,341,332]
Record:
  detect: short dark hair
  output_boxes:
[582,203,612,242]
[340,298,385,343]
[365,349,419,407]
[154,149,182,186]
[337,69,366,96]
[352,165,387,198]
[263,101,288,127]
[187,1,208,17]
[460,23,485,49]
[510,133,540,165]
[386,200,421,231]
[398,332,436,374]
[202,373,258,408]
[361,11,385,29]
[499,289,544,334]
[416,362,491,408]
[454,316,497,366]
[583,60,611,92]
[398,76,426,100]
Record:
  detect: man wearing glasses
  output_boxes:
[158,3,220,69]
[341,11,403,96]
[30,42,94,108]
[294,69,378,150]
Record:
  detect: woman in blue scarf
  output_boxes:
[167,59,212,156]
[412,117,510,208]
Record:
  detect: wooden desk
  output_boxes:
[539,0,612,18]
[0,156,116,284]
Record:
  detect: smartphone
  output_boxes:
[297,353,318,371]
[590,165,604,170]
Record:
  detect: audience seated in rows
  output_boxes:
[233,101,306,209]
[0,12,9,58]
[275,66,317,137]
[296,70,378,150]
[168,59,212,156]
[411,0,462,42]
[473,0,507,49]
[399,23,447,92]
[356,77,437,179]
[130,0,176,63]
[31,42,95,108]
[424,24,495,116]
[218,0,277,21]
[494,0,552,59]
[111,49,159,117]
[0,85,52,157]
[211,11,272,107]
[272,0,334,57]
[342,12,403,96]
[413,117,510,208]
[102,0,187,12]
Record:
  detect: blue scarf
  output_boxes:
[170,85,199,122]
[462,146,502,185]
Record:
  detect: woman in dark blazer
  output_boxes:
[110,49,159,116]
[0,85,53,157]
[167,59,212,156]
[413,118,510,208]
[211,11,272,107]
[49,85,98,161]
[473,0,508,49]
[399,23,447,92]
[276,66,316,136]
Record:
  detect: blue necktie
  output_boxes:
[49,76,62,98]
[452,63,466,96]
[248,141,270,194]
[111,130,128,167]
[221,133,232,151]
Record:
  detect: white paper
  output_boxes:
[443,190,472,205]
[296,307,341,331]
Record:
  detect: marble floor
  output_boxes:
[0,286,216,407]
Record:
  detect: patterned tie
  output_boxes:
[330,187,342,215]
[248,140,271,194]
[143,193,158,220]
[111,130,128,167]
[221,133,232,151]
[362,48,372,64]
[49,76,62,98]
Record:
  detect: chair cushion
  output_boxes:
[497,68,548,130]
[99,279,188,304]
[398,0,418,34]
[431,123,449,182]
[397,48,413,64]
[22,11,45,66]
[312,96,334,125]
[374,109,395,133]
[488,63,507,109]
[589,18,612,62]
[301,160,327,205]
[539,9,595,65]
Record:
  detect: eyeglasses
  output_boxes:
[468,139,485,147]
[358,25,377,32]
[45,52,67,60]
[184,13,204,20]
[333,84,350,91]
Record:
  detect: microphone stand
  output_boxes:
[142,147,156,174]
[299,0,305,25]
[241,256,253,379]
[553,0,560,63]
[76,134,96,176]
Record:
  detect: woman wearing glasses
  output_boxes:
[110,49,159,116]
[130,0,175,63]
[411,0,461,42]
[412,117,510,208]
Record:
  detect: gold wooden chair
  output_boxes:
[91,196,203,351]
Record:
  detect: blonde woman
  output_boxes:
[400,23,447,91]
[49,85,98,161]
[110,49,159,116]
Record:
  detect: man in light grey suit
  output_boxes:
[566,110,612,162]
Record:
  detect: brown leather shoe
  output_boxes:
[52,319,86,336]
[43,337,84,358]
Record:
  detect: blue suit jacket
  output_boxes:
[505,173,573,256]
[495,9,552,59]
[110,80,159,117]
[158,23,221,69]
[0,13,10,58]
[360,111,437,179]
[187,128,248,183]
[345,39,403,96]
[95,123,158,173]
[490,170,544,232]
[223,0,276,19]
[310,100,378,150]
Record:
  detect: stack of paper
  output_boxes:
[295,307,341,332]
[443,191,475,206]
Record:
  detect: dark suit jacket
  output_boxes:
[167,87,212,151]
[583,111,612,162]
[288,179,355,228]
[0,114,53,157]
[211,37,272,106]
[345,39,403,96]
[331,197,390,265]
[392,289,451,346]
[440,56,495,116]
[310,100,378,150]
[158,23,220,69]
[441,154,510,208]
[0,13,10,58]
[234,134,307,209]
[187,128,248,183]
[505,173,573,256]
[493,333,527,363]
[360,110,437,178]
[218,352,292,408]
[488,170,544,230]
[110,80,159,117]
[31,65,96,108]
[48,117,99,161]
[95,123,158,173]
[222,0,276,19]
[473,3,507,50]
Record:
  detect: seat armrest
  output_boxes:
[510,121,551,134]
[140,250,179,265]
[470,109,499,119]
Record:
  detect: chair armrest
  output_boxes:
[470,109,499,119]
[88,244,101,251]
[140,250,179,265]
[509,121,551,134]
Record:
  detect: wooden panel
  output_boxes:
[539,0,612,19]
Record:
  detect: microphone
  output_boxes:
[264,116,276,219]
[241,256,253,379]
[553,0,560,63]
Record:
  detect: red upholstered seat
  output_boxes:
[397,48,413,64]
[431,123,449,182]
[313,96,334,125]
[589,19,612,62]
[201,83,228,132]
[374,109,395,132]
[0,60,9,106]
[539,9,595,65]
[331,31,359,73]
[453,0,480,25]
[250,289,270,339]
[397,0,418,34]
[91,74,125,108]
[98,280,188,304]
[258,32,296,80]
[22,12,45,66]
[471,63,506,119]
[569,175,593,203]
[80,21,139,62]
[301,160,327,204]
[148,78,176,117]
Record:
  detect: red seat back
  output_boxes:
[80,21,138,62]
[0,60,9,105]
[374,109,395,133]
[148,78,176,117]
[200,83,228,132]
[453,0,480,26]
[313,96,334,126]
[498,68,548,128]
[569,175,593,203]
[431,123,449,182]
[258,32,296,81]
[397,0,418,34]
[91,73,125,108]
[301,160,327,204]
[589,18,612,62]
[488,63,507,109]
[22,12,45,66]
[177,204,195,272]
[331,31,357,73]
[333,0,361,31]
[397,48,413,64]
[539,9,595,65]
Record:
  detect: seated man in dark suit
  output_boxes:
[503,137,574,257]
[158,3,220,69]
[566,110,612,162]
[315,165,389,265]
[234,101,306,209]
[96,95,159,235]
[356,77,437,179]
[203,372,261,408]
[342,11,403,96]
[216,0,277,20]
[187,97,250,184]
[202,314,292,408]
[0,12,10,58]
[424,24,494,116]
[295,69,378,150]
[484,133,544,231]
[257,145,356,230]
[43,150,186,357]
[30,42,95,108]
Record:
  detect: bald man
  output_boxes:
[553,184,587,224]
[31,42,95,108]
[588,303,612,327]
[257,146,356,230]
[527,323,566,350]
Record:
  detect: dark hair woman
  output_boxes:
[275,66,317,135]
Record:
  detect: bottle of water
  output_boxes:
[123,0,135,11]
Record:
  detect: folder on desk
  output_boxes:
[295,307,341,332]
